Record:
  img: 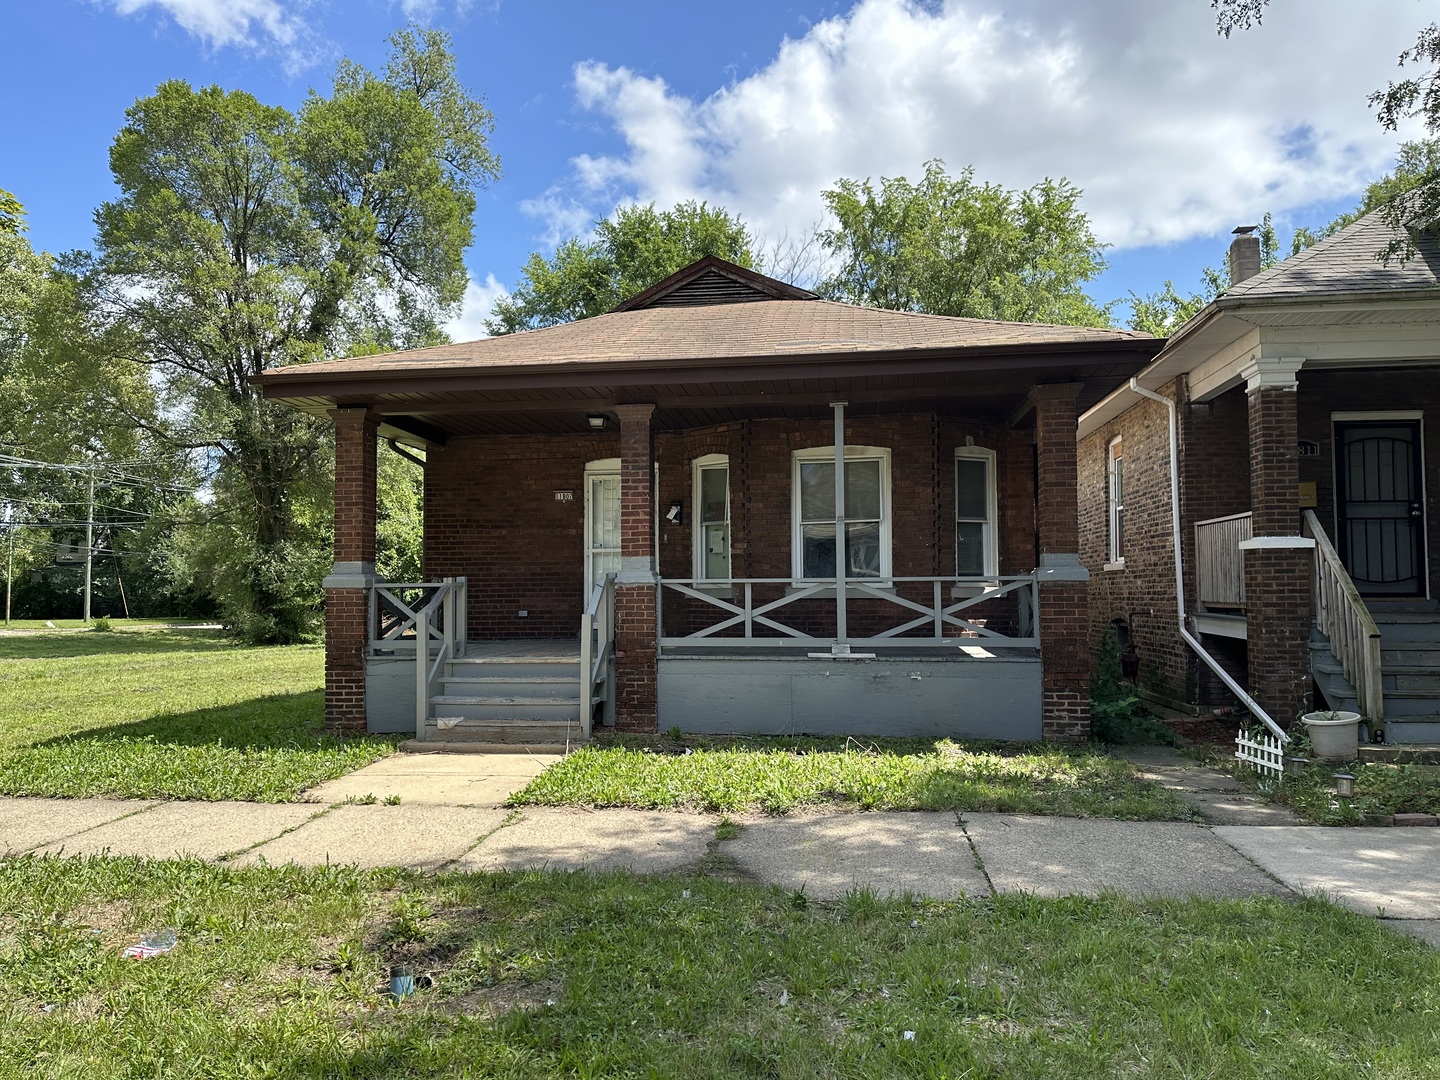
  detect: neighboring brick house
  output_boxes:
[258,258,1159,744]
[1078,212,1440,745]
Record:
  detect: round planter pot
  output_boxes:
[1301,711,1362,760]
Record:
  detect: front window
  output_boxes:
[792,446,890,581]
[693,454,730,580]
[1108,436,1125,565]
[955,446,997,577]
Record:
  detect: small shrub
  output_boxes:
[91,617,114,633]
[1090,634,1173,745]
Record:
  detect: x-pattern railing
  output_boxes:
[658,575,1038,650]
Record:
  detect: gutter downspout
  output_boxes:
[1124,379,1289,743]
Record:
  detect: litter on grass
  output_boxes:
[122,929,178,960]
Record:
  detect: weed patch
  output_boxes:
[511,735,1192,819]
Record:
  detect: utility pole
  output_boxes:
[4,502,12,628]
[83,465,95,625]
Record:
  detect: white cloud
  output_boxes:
[535,0,1424,251]
[445,273,508,341]
[103,0,322,68]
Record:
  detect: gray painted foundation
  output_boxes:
[367,657,417,734]
[659,655,1043,739]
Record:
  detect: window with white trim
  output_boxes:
[792,446,891,581]
[955,445,998,577]
[692,454,730,581]
[1107,436,1125,565]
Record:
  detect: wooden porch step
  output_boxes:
[431,694,582,722]
[446,657,580,680]
[441,675,580,698]
[422,717,583,745]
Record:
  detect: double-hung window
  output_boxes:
[692,454,730,581]
[792,446,890,581]
[955,446,998,577]
[1107,436,1125,566]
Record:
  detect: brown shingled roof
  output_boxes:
[260,297,1153,383]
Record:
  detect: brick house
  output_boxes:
[258,258,1159,744]
[1078,211,1440,745]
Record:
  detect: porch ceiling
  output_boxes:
[266,353,1153,442]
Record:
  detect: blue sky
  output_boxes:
[2,0,1423,337]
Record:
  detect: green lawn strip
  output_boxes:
[510,736,1193,819]
[0,629,396,802]
[1,856,1436,1078]
[0,618,207,631]
[1219,754,1440,826]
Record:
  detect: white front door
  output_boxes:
[584,459,621,598]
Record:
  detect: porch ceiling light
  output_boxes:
[586,413,608,430]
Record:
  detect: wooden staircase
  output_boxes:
[1312,601,1440,745]
[424,644,593,748]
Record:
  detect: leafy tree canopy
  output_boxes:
[1214,1,1440,257]
[0,188,23,237]
[1291,139,1440,253]
[87,26,498,642]
[487,201,758,334]
[816,159,1112,327]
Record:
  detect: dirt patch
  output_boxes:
[442,976,561,1019]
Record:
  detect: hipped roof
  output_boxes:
[256,257,1160,443]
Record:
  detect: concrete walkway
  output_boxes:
[4,795,1435,944]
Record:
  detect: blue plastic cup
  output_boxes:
[389,964,415,999]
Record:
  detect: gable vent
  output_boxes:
[644,269,774,307]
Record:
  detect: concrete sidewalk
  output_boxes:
[4,796,1435,943]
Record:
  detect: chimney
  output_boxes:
[1229,225,1261,284]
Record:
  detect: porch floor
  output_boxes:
[460,639,580,660]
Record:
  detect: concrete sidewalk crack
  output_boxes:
[955,810,996,897]
[22,801,160,855]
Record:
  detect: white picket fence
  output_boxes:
[1234,728,1286,779]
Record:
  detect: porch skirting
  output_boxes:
[657,654,1043,739]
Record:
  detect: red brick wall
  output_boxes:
[1080,379,1258,711]
[326,408,379,735]
[424,431,620,639]
[429,413,1038,644]
[331,409,379,565]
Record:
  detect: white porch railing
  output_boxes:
[657,575,1039,650]
[579,573,616,735]
[1195,512,1252,609]
[1304,510,1384,734]
[368,577,468,739]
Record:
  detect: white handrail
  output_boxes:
[405,576,467,740]
[1303,510,1384,734]
[580,573,616,736]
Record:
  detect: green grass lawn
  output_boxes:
[1,855,1435,1078]
[0,628,395,801]
[0,617,209,631]
[511,735,1194,819]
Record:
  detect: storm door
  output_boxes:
[1336,421,1426,596]
[584,460,621,598]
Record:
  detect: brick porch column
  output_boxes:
[323,407,379,736]
[1031,383,1090,742]
[1238,358,1314,725]
[615,404,659,732]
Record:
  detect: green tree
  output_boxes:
[87,27,498,642]
[1291,139,1440,253]
[487,201,758,334]
[1215,1,1440,256]
[0,188,23,237]
[816,159,1112,326]
[1126,213,1279,336]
